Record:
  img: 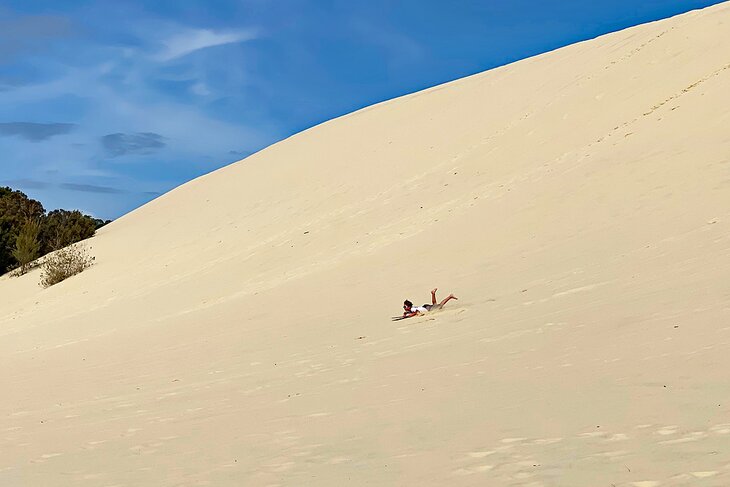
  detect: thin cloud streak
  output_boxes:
[101,132,167,157]
[0,122,76,141]
[59,183,126,194]
[156,28,258,61]
[2,178,160,196]
[2,178,51,189]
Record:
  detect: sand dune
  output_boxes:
[2,3,730,485]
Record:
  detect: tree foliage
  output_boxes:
[12,219,41,275]
[0,187,45,273]
[40,209,97,254]
[0,186,109,275]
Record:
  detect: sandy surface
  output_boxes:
[2,3,730,486]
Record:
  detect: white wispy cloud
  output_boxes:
[156,28,258,62]
[0,14,273,218]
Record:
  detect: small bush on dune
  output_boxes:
[40,243,94,288]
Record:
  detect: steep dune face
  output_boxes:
[2,4,730,485]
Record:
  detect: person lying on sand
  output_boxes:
[398,288,458,319]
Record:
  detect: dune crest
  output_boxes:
[2,3,730,485]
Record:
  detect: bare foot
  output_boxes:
[449,294,458,299]
[431,288,438,294]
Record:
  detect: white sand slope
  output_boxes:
[2,4,730,485]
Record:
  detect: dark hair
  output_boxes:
[404,300,413,307]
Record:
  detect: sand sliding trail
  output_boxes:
[2,3,730,486]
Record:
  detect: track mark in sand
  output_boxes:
[552,281,611,298]
[583,61,730,155]
[501,437,527,444]
[532,437,562,445]
[468,450,496,458]
[579,431,606,438]
[691,471,718,478]
[593,450,629,459]
[709,423,730,434]
[642,62,730,117]
[604,27,674,71]
[271,462,296,472]
[86,439,109,447]
[452,465,494,476]
[605,433,629,442]
[129,444,158,455]
[659,431,706,444]
[328,456,350,465]
[655,426,678,436]
[31,452,64,463]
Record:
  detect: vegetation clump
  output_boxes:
[39,243,94,288]
[0,186,110,275]
[12,219,41,275]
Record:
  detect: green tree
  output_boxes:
[0,187,45,273]
[12,219,41,275]
[0,186,109,275]
[40,209,97,253]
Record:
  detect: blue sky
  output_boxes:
[0,0,723,219]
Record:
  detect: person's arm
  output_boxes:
[403,311,419,318]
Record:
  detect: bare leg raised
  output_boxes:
[436,294,458,309]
